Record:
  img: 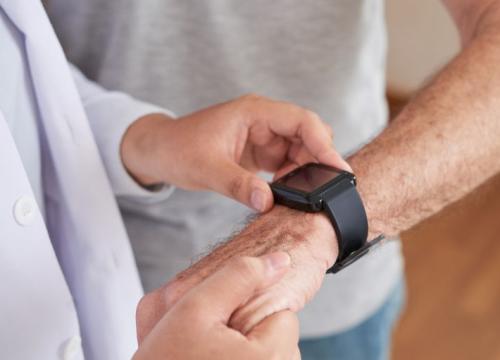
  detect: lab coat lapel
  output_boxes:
[1,1,143,359]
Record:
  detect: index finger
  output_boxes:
[244,96,350,171]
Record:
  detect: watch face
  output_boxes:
[275,163,342,193]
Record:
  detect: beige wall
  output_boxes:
[385,0,460,95]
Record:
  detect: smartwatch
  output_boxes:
[270,163,384,273]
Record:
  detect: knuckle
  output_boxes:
[239,93,264,103]
[162,281,182,310]
[304,109,321,123]
[225,94,267,120]
[136,290,162,324]
[137,291,159,314]
[237,93,272,112]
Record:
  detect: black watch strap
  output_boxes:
[323,178,369,273]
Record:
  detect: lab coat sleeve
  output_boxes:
[70,64,175,202]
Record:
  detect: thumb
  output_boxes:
[177,253,291,324]
[211,161,274,212]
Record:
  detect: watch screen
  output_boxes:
[276,164,341,193]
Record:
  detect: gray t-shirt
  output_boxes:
[49,0,403,337]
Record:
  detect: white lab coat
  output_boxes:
[0,1,172,359]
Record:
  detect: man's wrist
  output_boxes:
[121,113,176,186]
[349,154,387,241]
[158,205,338,320]
[303,210,339,270]
[243,206,338,272]
[174,205,338,284]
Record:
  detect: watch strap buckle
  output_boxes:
[327,234,386,273]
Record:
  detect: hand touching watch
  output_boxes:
[121,94,350,212]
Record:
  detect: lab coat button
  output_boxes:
[62,336,82,360]
[13,196,36,226]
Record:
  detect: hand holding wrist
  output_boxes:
[227,209,338,333]
[134,253,300,360]
[136,206,338,340]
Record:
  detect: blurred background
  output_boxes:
[385,1,500,359]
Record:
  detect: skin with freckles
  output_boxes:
[130,0,500,346]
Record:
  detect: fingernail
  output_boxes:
[250,189,266,212]
[262,252,291,272]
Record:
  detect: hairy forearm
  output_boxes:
[138,206,337,339]
[171,25,500,290]
[352,20,500,238]
[165,5,500,302]
[176,206,337,282]
[137,2,500,340]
